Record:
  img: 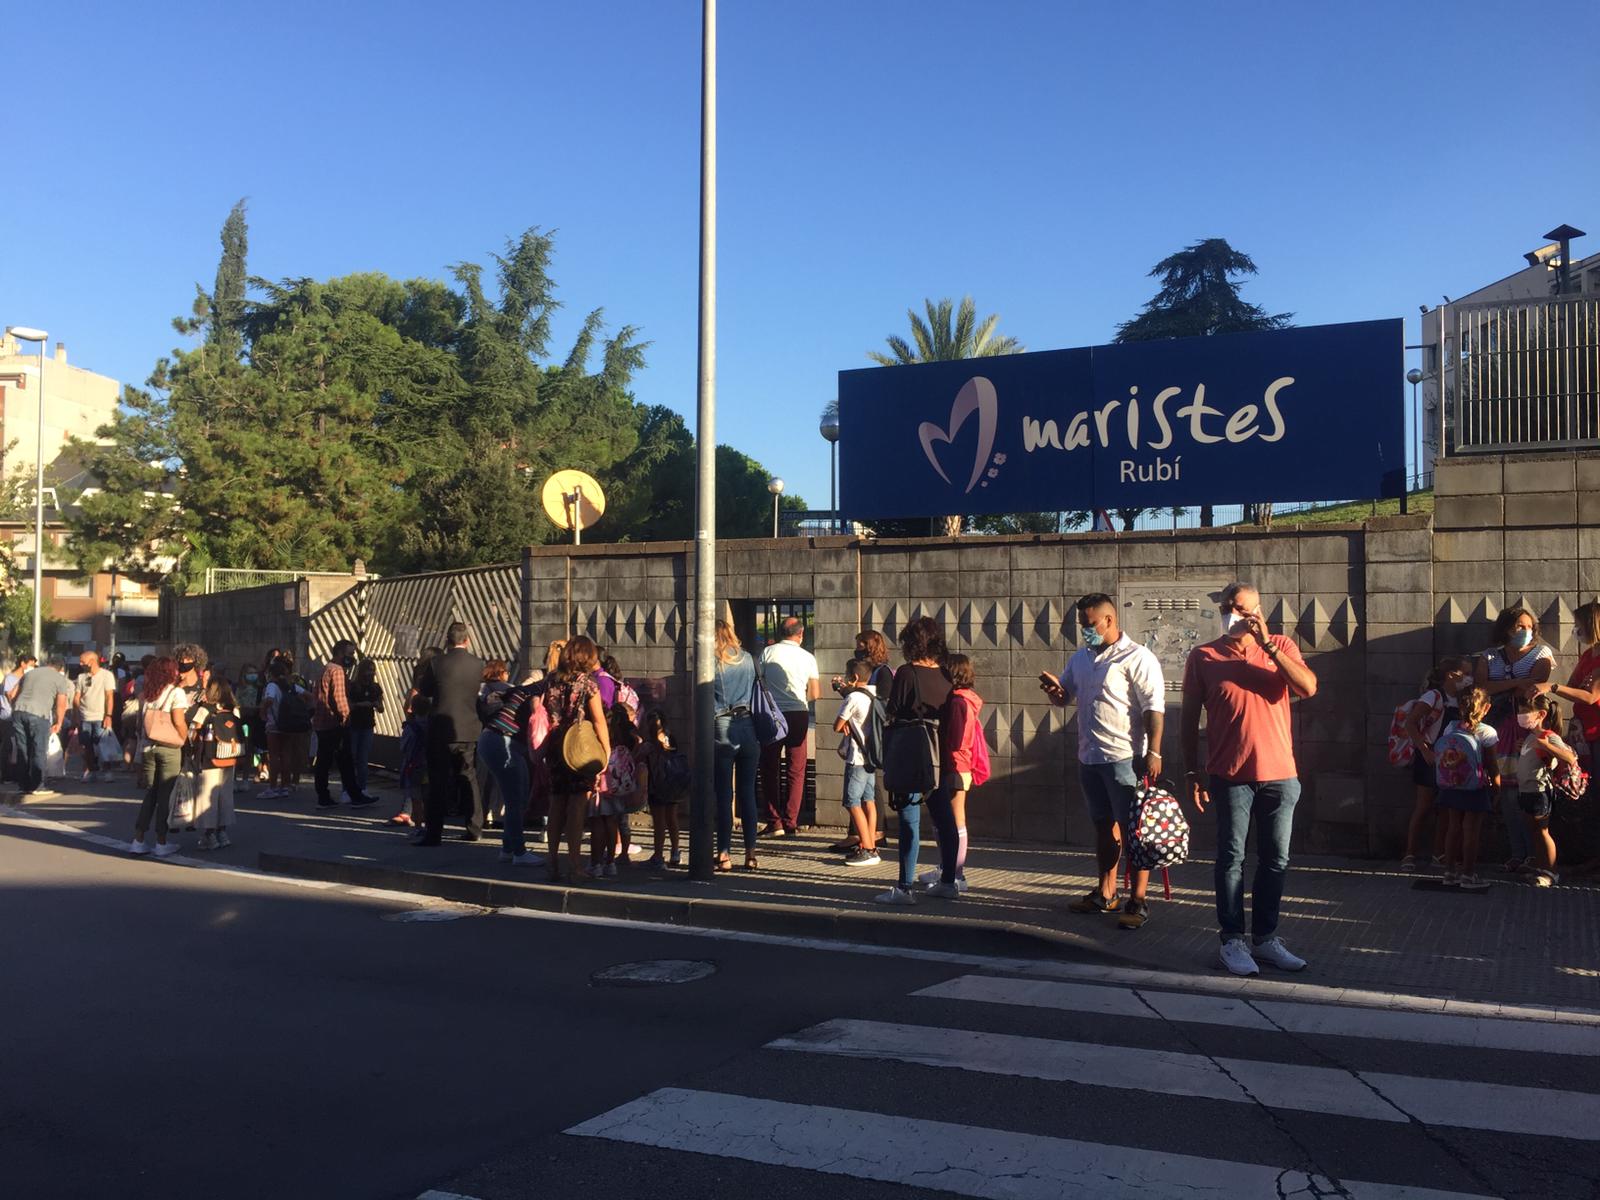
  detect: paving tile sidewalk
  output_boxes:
[8,772,1600,1008]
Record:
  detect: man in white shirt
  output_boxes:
[759,616,820,837]
[75,650,117,783]
[1040,593,1166,930]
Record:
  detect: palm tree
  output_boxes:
[866,297,1023,535]
[870,296,1022,367]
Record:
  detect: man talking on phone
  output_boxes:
[1039,593,1165,930]
[1181,582,1318,976]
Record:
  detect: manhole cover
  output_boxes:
[382,907,478,923]
[591,959,718,987]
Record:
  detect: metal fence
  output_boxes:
[307,563,521,739]
[1450,293,1600,453]
[201,567,371,594]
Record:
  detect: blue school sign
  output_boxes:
[837,319,1404,519]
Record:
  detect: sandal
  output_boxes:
[744,854,760,871]
[1400,855,1417,872]
[715,853,732,872]
[1067,890,1122,914]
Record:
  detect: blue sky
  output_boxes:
[6,0,1597,518]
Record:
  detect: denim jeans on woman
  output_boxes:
[348,725,375,797]
[1209,775,1301,943]
[891,793,925,889]
[478,728,530,855]
[715,713,760,853]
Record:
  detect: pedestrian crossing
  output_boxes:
[566,968,1600,1199]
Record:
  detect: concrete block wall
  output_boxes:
[169,576,362,673]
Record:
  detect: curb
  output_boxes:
[256,851,1131,963]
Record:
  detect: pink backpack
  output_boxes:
[1388,690,1444,767]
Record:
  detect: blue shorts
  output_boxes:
[1080,759,1138,834]
[79,723,105,753]
[843,763,875,809]
[1436,787,1491,814]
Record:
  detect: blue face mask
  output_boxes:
[1510,628,1534,650]
[1081,625,1105,648]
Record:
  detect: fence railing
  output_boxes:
[200,567,375,594]
[1450,293,1600,454]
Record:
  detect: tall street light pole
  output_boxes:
[689,0,718,884]
[1405,368,1423,516]
[768,477,784,538]
[819,413,840,534]
[7,326,48,658]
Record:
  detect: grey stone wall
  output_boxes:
[170,575,362,673]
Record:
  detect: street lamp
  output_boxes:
[767,477,784,538]
[819,411,841,535]
[1405,367,1424,514]
[6,325,48,658]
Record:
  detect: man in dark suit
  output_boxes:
[415,621,486,846]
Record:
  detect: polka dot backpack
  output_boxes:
[1128,777,1190,899]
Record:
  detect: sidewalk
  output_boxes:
[7,771,1600,1008]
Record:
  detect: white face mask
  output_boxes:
[1517,712,1543,730]
[1221,613,1253,639]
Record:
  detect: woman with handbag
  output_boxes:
[129,656,192,858]
[713,621,761,872]
[542,636,611,883]
[875,616,952,906]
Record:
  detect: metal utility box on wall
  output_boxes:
[1115,580,1229,703]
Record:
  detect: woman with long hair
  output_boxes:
[1539,600,1600,873]
[875,616,951,905]
[542,636,611,882]
[129,656,189,857]
[713,620,761,871]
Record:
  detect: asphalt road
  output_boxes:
[5,817,1597,1200]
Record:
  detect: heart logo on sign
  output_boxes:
[918,376,998,495]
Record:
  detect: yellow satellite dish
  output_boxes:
[541,470,606,543]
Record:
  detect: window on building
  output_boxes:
[53,577,93,599]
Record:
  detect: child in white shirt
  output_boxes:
[833,658,879,868]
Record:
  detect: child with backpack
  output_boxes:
[833,657,882,867]
[591,704,642,879]
[190,678,244,850]
[388,695,430,827]
[1515,692,1580,887]
[1433,685,1501,891]
[640,710,686,869]
[1396,656,1471,871]
[924,654,987,899]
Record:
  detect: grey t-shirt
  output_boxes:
[15,668,72,719]
[76,667,116,721]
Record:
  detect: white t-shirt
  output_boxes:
[835,685,875,766]
[761,640,819,713]
[1058,636,1165,765]
[262,681,283,733]
[76,667,117,722]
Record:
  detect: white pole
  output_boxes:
[32,346,45,658]
[689,0,717,882]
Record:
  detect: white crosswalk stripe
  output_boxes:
[916,973,1600,1057]
[568,1089,1492,1200]
[565,968,1599,1198]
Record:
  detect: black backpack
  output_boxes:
[277,685,313,733]
[203,709,245,767]
[842,685,888,773]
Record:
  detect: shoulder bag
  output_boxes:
[560,684,607,777]
[143,687,187,748]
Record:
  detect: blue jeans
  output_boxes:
[477,730,530,855]
[348,726,374,796]
[1210,775,1301,943]
[12,711,50,794]
[843,764,875,809]
[715,714,760,854]
[893,792,925,889]
[1079,759,1139,836]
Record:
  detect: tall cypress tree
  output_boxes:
[209,199,249,359]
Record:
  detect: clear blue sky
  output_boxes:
[6,0,1597,516]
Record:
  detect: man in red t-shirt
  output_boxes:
[1181,582,1319,977]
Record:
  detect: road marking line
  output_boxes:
[417,1191,484,1200]
[769,1018,1403,1123]
[1360,1071,1600,1141]
[567,1087,1492,1200]
[919,973,1600,1056]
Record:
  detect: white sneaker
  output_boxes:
[511,852,546,867]
[955,877,969,893]
[216,830,232,848]
[918,867,940,886]
[1219,937,1259,976]
[128,839,150,856]
[153,841,181,858]
[873,886,917,906]
[927,882,961,899]
[1252,936,1307,972]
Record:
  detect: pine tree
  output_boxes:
[209,200,249,358]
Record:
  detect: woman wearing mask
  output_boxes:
[713,621,761,872]
[128,655,196,857]
[1475,606,1555,873]
[1537,600,1600,873]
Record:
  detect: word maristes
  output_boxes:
[1020,377,1295,458]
